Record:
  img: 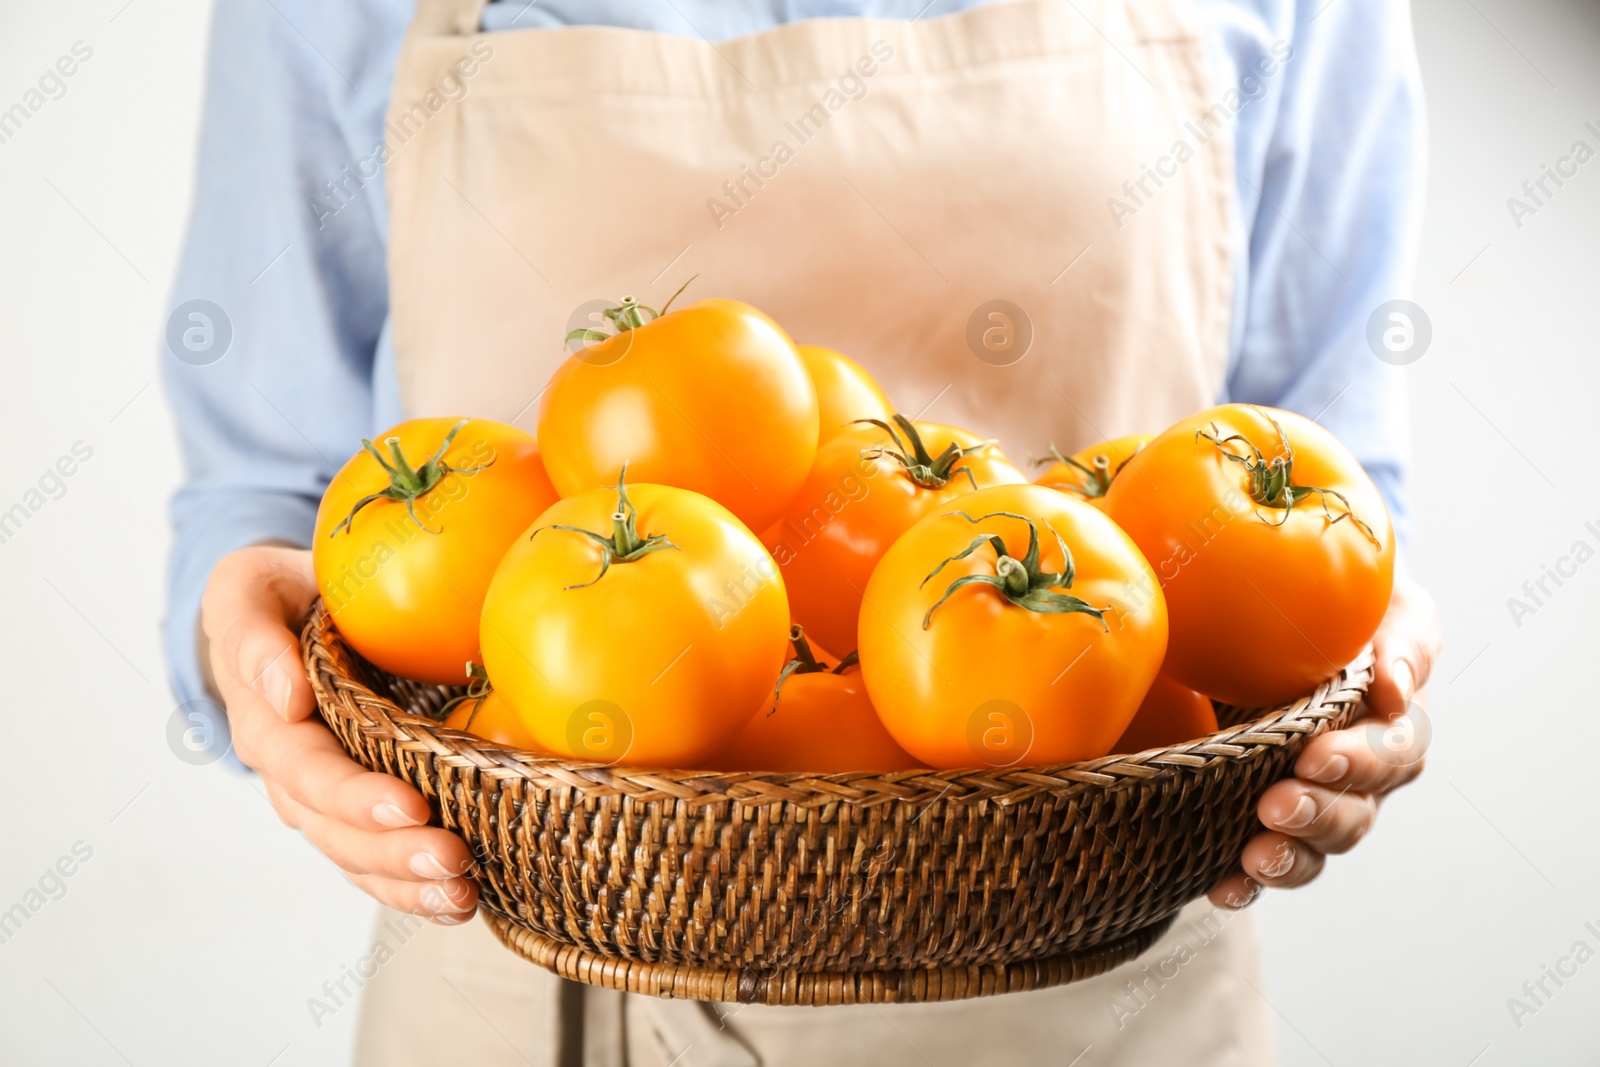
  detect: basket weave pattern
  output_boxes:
[303,604,1371,1005]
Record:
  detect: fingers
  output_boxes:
[205,544,437,832]
[1367,576,1443,719]
[1209,831,1331,907]
[346,871,477,925]
[265,778,472,880]
[1295,712,1428,794]
[252,727,478,917]
[1258,779,1379,855]
[252,714,435,830]
[1237,831,1326,888]
[202,545,480,918]
[203,546,320,723]
[265,781,478,922]
[224,661,435,833]
[1213,580,1441,911]
[1207,872,1262,910]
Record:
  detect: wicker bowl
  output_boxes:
[302,602,1371,1006]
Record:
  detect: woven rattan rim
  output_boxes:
[302,603,1374,808]
[304,603,1372,1004]
[481,908,1179,1005]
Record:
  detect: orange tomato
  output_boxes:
[709,628,922,773]
[765,416,1026,656]
[538,296,818,533]
[1034,434,1151,510]
[796,344,894,444]
[1104,404,1394,707]
[480,470,791,767]
[443,689,546,752]
[1111,675,1218,753]
[858,484,1167,768]
[313,418,558,686]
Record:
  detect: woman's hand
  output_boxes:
[1209,576,1441,909]
[201,546,478,924]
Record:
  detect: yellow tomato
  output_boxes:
[796,344,895,443]
[1111,675,1218,753]
[859,484,1167,768]
[313,418,558,685]
[765,417,1027,656]
[480,470,791,767]
[443,689,546,752]
[709,629,922,773]
[1104,405,1394,707]
[538,296,818,534]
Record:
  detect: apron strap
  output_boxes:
[410,0,488,37]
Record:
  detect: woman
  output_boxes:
[166,0,1441,1063]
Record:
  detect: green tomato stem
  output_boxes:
[329,419,492,537]
[532,463,679,589]
[855,414,987,491]
[1196,407,1380,547]
[919,510,1109,630]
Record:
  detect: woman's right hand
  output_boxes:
[201,545,478,924]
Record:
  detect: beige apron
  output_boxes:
[360,0,1266,1063]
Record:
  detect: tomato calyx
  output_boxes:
[563,276,698,344]
[330,419,491,537]
[437,662,492,728]
[918,510,1109,630]
[857,415,987,490]
[1032,443,1114,498]
[532,464,680,589]
[1197,409,1381,547]
[770,625,858,716]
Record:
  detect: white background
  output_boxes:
[0,1,1595,1064]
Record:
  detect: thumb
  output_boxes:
[1367,576,1441,719]
[241,632,315,723]
[205,547,319,722]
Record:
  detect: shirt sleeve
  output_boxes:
[1224,0,1427,554]
[161,0,400,705]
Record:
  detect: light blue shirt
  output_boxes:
[161,0,1425,706]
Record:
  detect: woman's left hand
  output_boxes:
[1208,576,1442,909]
